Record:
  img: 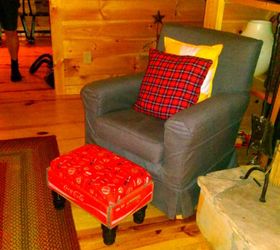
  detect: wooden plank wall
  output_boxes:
[204,0,276,33]
[49,0,206,95]
[221,2,276,34]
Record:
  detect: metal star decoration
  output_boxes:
[152,10,165,48]
[153,10,165,24]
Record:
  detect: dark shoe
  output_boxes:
[11,69,22,82]
[11,59,22,82]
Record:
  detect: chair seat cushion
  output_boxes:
[93,109,165,164]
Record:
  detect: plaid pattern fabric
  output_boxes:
[133,49,213,120]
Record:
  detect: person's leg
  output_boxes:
[5,30,19,60]
[5,30,22,82]
[2,0,22,82]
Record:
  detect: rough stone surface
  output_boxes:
[196,166,280,250]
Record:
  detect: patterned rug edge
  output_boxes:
[0,136,80,250]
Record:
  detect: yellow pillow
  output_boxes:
[164,37,223,102]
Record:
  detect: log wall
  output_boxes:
[49,0,206,95]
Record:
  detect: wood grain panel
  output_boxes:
[61,21,157,40]
[64,53,148,75]
[61,0,101,21]
[222,3,275,33]
[49,0,206,94]
[175,1,205,20]
[72,203,211,250]
[223,3,273,20]
[62,0,175,21]
[203,0,225,29]
[63,38,154,59]
[49,0,65,95]
[204,0,276,32]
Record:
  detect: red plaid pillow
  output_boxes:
[133,49,213,120]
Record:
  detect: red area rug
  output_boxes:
[0,136,80,249]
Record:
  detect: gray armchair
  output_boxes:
[80,24,262,219]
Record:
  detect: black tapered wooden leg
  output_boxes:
[133,205,148,224]
[101,224,118,245]
[51,191,66,210]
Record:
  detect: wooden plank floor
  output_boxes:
[0,36,212,249]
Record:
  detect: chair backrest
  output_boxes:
[158,24,262,95]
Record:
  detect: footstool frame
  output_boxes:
[48,144,153,245]
[52,190,148,245]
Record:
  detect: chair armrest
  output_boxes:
[81,73,144,116]
[163,93,249,187]
[81,73,144,144]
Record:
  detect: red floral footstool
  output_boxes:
[47,144,154,245]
